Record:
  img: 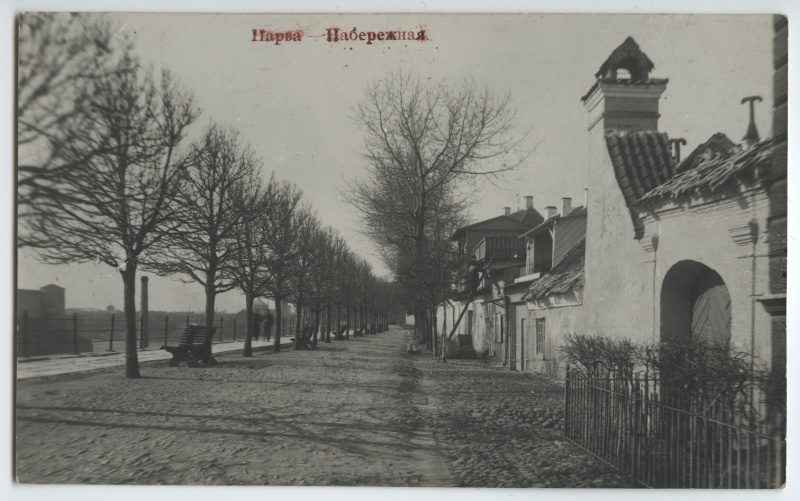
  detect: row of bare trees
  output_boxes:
[345,72,529,354]
[17,13,392,378]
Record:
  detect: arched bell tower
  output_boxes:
[582,36,668,132]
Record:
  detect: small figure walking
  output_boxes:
[263,312,274,342]
[252,311,263,341]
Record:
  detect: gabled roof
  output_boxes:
[520,205,587,239]
[604,129,677,238]
[637,138,772,206]
[450,207,544,241]
[522,239,585,301]
[506,206,545,227]
[676,133,740,174]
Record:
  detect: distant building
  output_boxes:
[17,284,65,319]
[16,284,93,356]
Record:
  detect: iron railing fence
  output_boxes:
[564,366,785,489]
[15,311,301,357]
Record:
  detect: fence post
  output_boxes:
[164,315,169,347]
[72,313,79,355]
[564,364,570,438]
[233,317,237,341]
[21,310,29,358]
[219,316,224,342]
[109,313,115,351]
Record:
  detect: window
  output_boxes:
[535,317,546,356]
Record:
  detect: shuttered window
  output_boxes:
[535,317,546,356]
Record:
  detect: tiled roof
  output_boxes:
[520,206,587,238]
[522,239,585,301]
[604,130,677,237]
[637,138,772,205]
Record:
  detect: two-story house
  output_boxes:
[441,197,543,358]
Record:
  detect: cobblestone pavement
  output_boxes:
[15,327,631,487]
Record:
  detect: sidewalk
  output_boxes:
[16,338,276,380]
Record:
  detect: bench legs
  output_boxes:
[164,349,217,367]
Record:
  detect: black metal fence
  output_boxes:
[16,311,298,357]
[564,366,785,488]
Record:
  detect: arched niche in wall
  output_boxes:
[660,259,732,348]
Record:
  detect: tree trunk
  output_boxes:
[204,279,216,327]
[122,264,141,378]
[242,293,255,357]
[326,303,332,343]
[345,304,350,339]
[274,293,283,353]
[312,301,320,346]
[294,289,303,350]
[431,305,438,355]
[336,304,341,340]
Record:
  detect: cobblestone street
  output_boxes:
[16,326,631,487]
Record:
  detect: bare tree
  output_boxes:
[347,72,528,336]
[261,181,309,353]
[289,213,323,349]
[150,122,259,326]
[324,231,350,342]
[226,176,276,357]
[19,52,199,378]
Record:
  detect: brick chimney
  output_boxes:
[524,196,534,209]
[503,207,511,216]
[582,37,667,132]
[561,197,572,216]
[545,206,557,219]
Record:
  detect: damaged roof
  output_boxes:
[637,136,772,205]
[522,239,585,301]
[676,132,741,174]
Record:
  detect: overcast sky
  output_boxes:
[17,13,774,312]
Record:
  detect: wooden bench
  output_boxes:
[162,326,218,367]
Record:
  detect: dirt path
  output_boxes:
[16,326,627,487]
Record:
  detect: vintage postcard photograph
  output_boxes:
[13,7,788,492]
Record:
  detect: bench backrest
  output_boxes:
[178,326,217,347]
[177,328,196,346]
[191,326,216,347]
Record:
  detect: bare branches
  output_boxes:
[346,72,525,340]
[145,121,260,324]
[19,50,199,271]
[17,14,129,206]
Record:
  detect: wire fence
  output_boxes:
[15,311,300,357]
[564,366,785,488]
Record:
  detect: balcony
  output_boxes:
[473,236,526,263]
